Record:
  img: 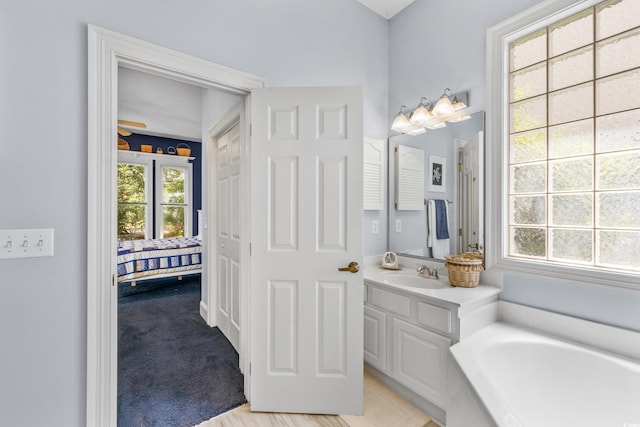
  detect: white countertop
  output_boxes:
[363,255,501,312]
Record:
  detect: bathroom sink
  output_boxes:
[376,272,449,289]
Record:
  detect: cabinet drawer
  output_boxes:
[370,287,411,318]
[417,301,452,336]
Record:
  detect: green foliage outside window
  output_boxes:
[161,167,186,238]
[118,164,146,240]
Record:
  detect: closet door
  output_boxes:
[217,124,241,351]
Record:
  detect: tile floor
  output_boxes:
[196,371,440,427]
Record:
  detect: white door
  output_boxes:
[217,124,241,351]
[250,86,364,415]
[460,131,483,252]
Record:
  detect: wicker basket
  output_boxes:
[140,144,152,153]
[117,137,130,151]
[445,252,484,288]
[177,143,191,156]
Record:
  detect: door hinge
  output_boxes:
[249,243,252,256]
[459,162,463,172]
[459,228,463,237]
[112,274,115,286]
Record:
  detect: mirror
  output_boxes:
[388,111,485,261]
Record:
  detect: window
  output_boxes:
[157,165,191,238]
[117,151,192,241]
[508,0,640,273]
[117,159,152,240]
[488,0,640,285]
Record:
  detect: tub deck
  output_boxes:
[448,303,640,427]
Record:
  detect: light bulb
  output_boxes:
[432,89,455,118]
[391,106,411,132]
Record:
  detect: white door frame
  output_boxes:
[87,25,264,427]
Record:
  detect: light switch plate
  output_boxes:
[372,220,379,234]
[0,229,54,259]
[395,219,402,233]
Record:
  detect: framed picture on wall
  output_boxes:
[428,155,446,193]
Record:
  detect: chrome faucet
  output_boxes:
[416,265,440,279]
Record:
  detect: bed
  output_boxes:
[117,236,202,285]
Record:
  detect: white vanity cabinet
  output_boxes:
[363,276,499,416]
[392,317,451,408]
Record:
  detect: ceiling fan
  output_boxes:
[118,119,147,136]
[118,119,147,150]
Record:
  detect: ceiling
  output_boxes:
[118,67,204,142]
[356,0,414,19]
[118,1,414,142]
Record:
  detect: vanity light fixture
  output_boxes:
[432,88,456,118]
[426,122,447,130]
[391,105,412,132]
[448,114,471,123]
[409,97,433,127]
[391,88,471,135]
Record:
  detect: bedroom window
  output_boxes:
[117,151,192,241]
[117,161,152,240]
[157,165,190,238]
[508,0,640,274]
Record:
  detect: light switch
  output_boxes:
[372,220,379,234]
[395,219,402,233]
[0,229,54,259]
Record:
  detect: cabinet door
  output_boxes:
[392,318,451,409]
[364,305,387,372]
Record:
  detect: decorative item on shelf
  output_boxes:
[381,252,399,270]
[167,146,177,155]
[117,137,130,151]
[140,144,152,153]
[156,148,163,154]
[176,143,191,157]
[444,252,484,288]
[391,88,471,135]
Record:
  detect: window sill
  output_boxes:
[489,256,640,291]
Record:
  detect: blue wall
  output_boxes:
[123,134,202,237]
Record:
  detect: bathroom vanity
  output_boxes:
[363,256,500,424]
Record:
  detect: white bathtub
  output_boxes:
[448,303,640,427]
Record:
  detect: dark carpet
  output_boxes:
[118,279,246,427]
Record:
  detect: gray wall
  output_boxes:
[0,1,387,425]
[388,0,640,333]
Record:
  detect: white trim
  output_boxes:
[240,95,252,399]
[200,300,209,323]
[485,0,640,290]
[87,25,264,427]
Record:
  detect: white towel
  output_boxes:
[427,200,450,259]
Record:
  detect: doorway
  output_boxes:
[87,25,264,426]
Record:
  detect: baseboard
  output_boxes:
[199,300,209,324]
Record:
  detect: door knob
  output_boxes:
[338,261,360,273]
